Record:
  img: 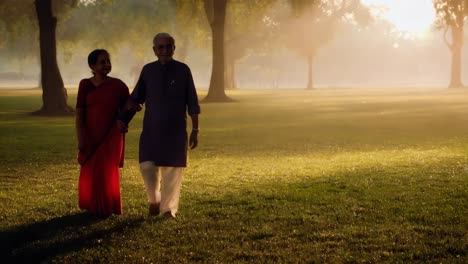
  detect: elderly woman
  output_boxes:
[76,49,130,217]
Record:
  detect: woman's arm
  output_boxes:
[76,108,86,151]
[76,80,88,151]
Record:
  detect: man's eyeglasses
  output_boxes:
[156,44,174,50]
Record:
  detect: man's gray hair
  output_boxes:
[153,33,175,46]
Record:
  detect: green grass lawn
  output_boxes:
[0,88,467,263]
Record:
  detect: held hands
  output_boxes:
[125,100,142,112]
[117,99,141,134]
[189,130,198,149]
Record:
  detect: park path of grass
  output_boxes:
[0,88,467,263]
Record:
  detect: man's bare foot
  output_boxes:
[163,211,176,219]
[149,203,160,216]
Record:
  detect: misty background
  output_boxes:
[0,0,467,89]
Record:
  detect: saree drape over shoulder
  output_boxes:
[76,78,129,217]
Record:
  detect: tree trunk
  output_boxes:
[34,0,74,115]
[306,54,314,90]
[449,24,464,88]
[203,0,231,102]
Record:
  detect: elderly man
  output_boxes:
[118,33,200,219]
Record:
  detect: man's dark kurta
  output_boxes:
[126,60,200,167]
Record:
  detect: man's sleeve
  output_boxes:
[186,66,201,115]
[130,67,147,104]
[118,67,147,125]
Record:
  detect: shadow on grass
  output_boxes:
[1,212,144,263]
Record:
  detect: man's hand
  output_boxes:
[117,120,129,133]
[189,130,198,149]
[125,100,142,112]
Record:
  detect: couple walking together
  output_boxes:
[75,33,200,219]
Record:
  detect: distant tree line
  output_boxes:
[0,0,466,115]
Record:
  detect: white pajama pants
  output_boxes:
[139,161,184,215]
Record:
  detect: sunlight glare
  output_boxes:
[362,0,436,38]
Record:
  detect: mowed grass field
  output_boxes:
[0,88,467,263]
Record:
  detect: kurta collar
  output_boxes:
[156,59,175,70]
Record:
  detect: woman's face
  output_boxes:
[91,53,111,76]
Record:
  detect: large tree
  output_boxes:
[35,0,76,115]
[433,0,467,88]
[0,0,82,115]
[202,0,231,102]
[287,0,371,90]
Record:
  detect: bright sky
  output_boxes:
[361,0,436,38]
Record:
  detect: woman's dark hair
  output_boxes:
[88,49,109,68]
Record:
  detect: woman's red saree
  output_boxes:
[76,78,129,217]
